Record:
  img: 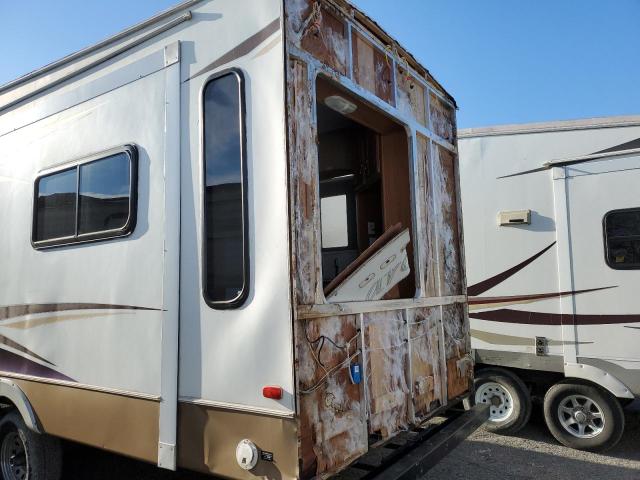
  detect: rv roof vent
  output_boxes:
[498,210,531,226]
[325,95,357,115]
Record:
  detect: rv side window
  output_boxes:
[33,147,137,248]
[604,208,640,269]
[202,71,248,308]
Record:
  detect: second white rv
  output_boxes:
[459,115,640,451]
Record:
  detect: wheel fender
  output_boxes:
[0,378,42,433]
[564,362,634,399]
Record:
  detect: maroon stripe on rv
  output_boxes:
[466,242,556,296]
[189,17,281,80]
[468,286,616,305]
[470,309,640,326]
[0,334,55,366]
[0,348,74,382]
[593,137,640,155]
[0,303,160,322]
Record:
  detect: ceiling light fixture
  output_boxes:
[324,95,358,115]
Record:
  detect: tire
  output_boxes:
[474,368,532,434]
[0,411,62,480]
[543,381,625,452]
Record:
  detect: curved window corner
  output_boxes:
[202,71,249,308]
[32,145,138,249]
[603,208,640,270]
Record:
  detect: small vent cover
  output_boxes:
[498,210,531,226]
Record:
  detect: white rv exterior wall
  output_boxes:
[459,117,640,396]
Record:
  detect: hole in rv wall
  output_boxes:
[315,76,415,300]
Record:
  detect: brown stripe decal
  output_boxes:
[189,17,280,80]
[498,137,640,179]
[469,286,616,305]
[467,242,556,296]
[0,303,160,322]
[593,137,640,155]
[0,349,74,382]
[470,309,640,326]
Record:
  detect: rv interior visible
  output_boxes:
[316,77,414,299]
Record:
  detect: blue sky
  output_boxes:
[1,0,639,128]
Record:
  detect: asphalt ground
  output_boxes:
[60,402,640,479]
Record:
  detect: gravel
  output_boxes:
[59,403,640,479]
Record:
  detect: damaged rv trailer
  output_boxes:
[459,116,640,451]
[0,0,484,478]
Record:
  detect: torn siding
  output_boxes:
[284,0,469,478]
[287,59,323,305]
[297,315,367,477]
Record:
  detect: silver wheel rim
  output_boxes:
[0,431,28,480]
[557,394,605,439]
[475,381,514,422]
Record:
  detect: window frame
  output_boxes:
[201,69,250,310]
[603,207,640,270]
[31,145,138,250]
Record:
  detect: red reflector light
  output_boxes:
[262,386,283,400]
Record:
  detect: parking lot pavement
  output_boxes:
[429,403,640,480]
[61,403,640,479]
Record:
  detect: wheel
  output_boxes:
[543,381,625,451]
[474,368,531,434]
[0,411,61,480]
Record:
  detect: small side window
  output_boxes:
[33,146,137,248]
[604,208,640,269]
[202,71,248,308]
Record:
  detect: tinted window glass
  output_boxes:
[604,209,640,269]
[35,168,77,241]
[203,72,247,305]
[33,147,136,248]
[79,153,131,234]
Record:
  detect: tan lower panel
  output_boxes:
[14,379,159,463]
[177,402,298,480]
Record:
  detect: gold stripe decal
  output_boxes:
[0,303,160,322]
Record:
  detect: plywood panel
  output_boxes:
[352,31,395,105]
[397,68,426,126]
[433,144,463,296]
[442,303,472,400]
[300,4,349,75]
[287,59,323,305]
[430,92,455,142]
[417,135,438,297]
[408,307,444,418]
[364,310,409,438]
[297,315,367,477]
